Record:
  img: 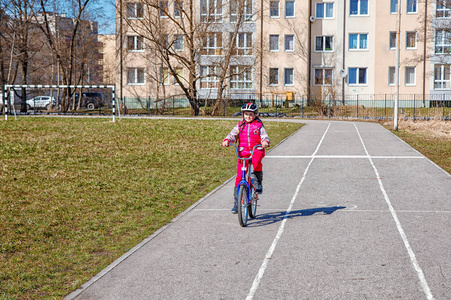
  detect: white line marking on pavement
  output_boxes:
[246,123,331,300]
[353,123,434,300]
[195,208,451,214]
[266,155,424,159]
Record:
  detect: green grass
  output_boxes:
[0,117,303,299]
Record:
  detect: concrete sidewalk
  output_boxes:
[67,120,450,300]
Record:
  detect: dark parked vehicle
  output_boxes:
[75,92,104,110]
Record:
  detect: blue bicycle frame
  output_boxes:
[232,144,262,205]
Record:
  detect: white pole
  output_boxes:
[4,90,7,121]
[394,0,401,131]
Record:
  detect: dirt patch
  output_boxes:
[382,120,451,140]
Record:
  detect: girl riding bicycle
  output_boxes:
[222,103,270,213]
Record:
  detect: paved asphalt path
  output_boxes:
[67,120,450,300]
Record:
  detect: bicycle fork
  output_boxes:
[236,161,254,205]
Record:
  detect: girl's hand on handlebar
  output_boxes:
[222,140,229,147]
[262,141,270,149]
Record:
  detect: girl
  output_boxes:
[222,103,270,214]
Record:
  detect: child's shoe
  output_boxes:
[253,171,263,194]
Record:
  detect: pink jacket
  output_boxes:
[224,119,270,154]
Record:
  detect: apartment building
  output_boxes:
[116,0,448,104]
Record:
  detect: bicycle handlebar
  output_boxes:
[232,144,262,160]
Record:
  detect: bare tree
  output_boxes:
[0,4,12,112]
[32,0,100,112]
[4,0,43,112]
[121,0,259,116]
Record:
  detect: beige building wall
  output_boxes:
[259,0,310,98]
[374,0,427,96]
[310,0,343,98]
[98,35,117,85]
[344,0,376,95]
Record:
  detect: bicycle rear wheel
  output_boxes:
[248,185,258,219]
[237,185,248,227]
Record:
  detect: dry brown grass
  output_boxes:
[382,119,451,140]
[381,119,451,174]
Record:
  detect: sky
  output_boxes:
[98,1,116,35]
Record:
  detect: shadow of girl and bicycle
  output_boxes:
[247,206,346,228]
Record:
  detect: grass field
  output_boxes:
[0,117,303,299]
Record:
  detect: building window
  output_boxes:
[406,31,417,49]
[269,68,279,85]
[200,0,222,22]
[174,67,183,85]
[349,33,368,50]
[174,0,183,17]
[434,64,451,89]
[126,2,144,19]
[314,68,333,85]
[285,1,295,18]
[285,34,294,51]
[127,35,144,51]
[270,0,280,17]
[435,29,451,53]
[407,0,417,13]
[316,2,334,18]
[388,66,396,85]
[160,67,169,85]
[390,0,398,14]
[348,67,367,85]
[270,34,279,51]
[350,0,368,16]
[127,67,145,84]
[200,66,218,88]
[284,68,294,85]
[437,1,451,18]
[389,31,397,49]
[232,33,253,55]
[244,0,253,20]
[159,0,169,17]
[230,66,252,89]
[230,0,252,22]
[405,67,416,85]
[315,36,333,52]
[174,34,184,51]
[203,33,223,55]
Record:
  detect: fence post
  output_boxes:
[384,94,387,118]
[443,96,446,120]
[172,96,175,116]
[301,97,304,118]
[147,97,150,116]
[413,94,416,121]
[328,97,331,118]
[356,95,359,118]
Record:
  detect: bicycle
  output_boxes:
[232,144,261,227]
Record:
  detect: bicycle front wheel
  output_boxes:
[237,185,249,227]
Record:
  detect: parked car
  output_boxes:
[75,92,104,110]
[26,96,56,110]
